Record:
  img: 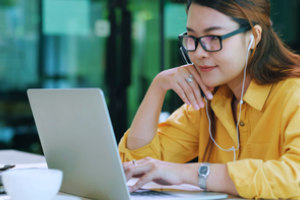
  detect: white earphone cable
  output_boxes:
[204,34,254,161]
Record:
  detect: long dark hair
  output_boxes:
[186,0,300,162]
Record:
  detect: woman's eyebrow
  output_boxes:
[186,26,224,33]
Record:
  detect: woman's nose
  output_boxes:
[194,42,209,59]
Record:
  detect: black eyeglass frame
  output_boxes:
[178,26,251,52]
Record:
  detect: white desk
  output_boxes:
[0,150,91,200]
[0,150,46,165]
[0,150,244,200]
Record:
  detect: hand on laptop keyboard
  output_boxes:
[122,157,193,193]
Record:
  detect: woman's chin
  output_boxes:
[202,81,220,88]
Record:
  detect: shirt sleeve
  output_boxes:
[118,104,201,163]
[227,92,300,199]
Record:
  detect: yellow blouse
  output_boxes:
[118,78,300,199]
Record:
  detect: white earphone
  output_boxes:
[248,34,254,51]
[204,33,255,162]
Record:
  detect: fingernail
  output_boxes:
[187,101,191,105]
[207,93,213,100]
[194,104,200,110]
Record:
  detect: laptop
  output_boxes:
[27,88,228,200]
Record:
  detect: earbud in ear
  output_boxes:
[248,34,254,51]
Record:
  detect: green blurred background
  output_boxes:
[0,0,299,155]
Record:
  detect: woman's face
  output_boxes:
[187,3,251,88]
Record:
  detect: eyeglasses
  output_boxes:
[178,26,251,52]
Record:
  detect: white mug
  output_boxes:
[2,168,63,200]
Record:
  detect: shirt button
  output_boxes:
[240,121,245,126]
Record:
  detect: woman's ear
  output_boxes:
[251,25,262,49]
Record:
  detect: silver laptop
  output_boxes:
[27,88,228,200]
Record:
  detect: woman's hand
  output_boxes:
[123,157,189,192]
[153,64,214,110]
[123,158,239,196]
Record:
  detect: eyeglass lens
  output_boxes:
[182,36,221,51]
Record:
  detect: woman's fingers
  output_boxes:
[122,160,137,170]
[187,65,214,102]
[155,64,213,109]
[177,77,200,110]
[173,83,191,105]
[124,163,152,182]
[129,170,156,192]
[124,157,154,181]
[123,158,157,191]
[124,158,186,193]
[176,65,208,110]
[185,74,205,109]
[123,157,154,171]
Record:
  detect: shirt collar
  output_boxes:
[211,80,272,111]
[243,80,272,111]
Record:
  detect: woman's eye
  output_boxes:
[210,36,219,40]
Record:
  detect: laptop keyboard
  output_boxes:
[131,189,179,199]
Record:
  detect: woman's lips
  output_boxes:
[198,65,218,72]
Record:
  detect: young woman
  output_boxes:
[118,0,300,198]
